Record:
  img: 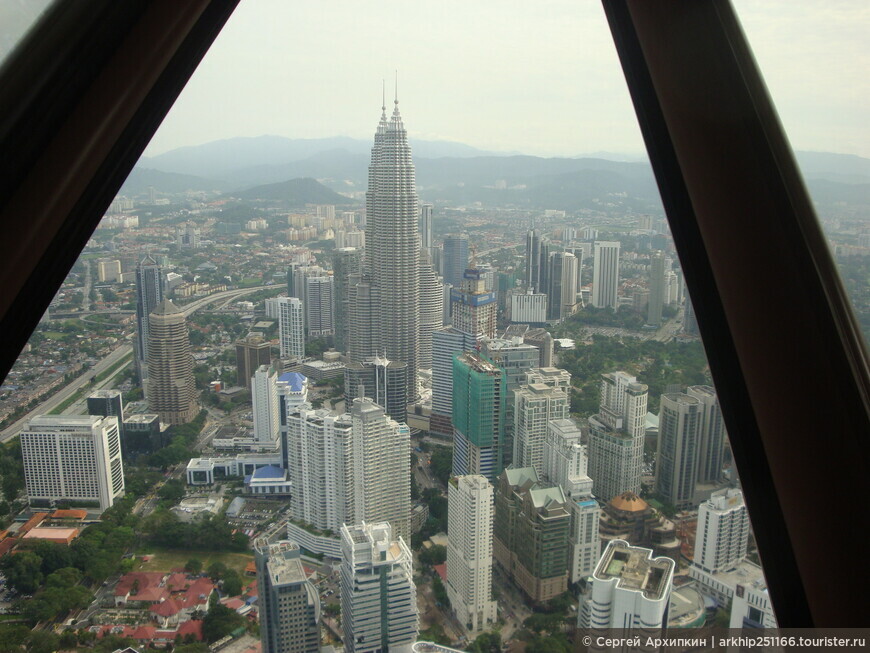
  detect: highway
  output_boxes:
[1,284,276,443]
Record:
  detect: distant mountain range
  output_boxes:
[229,177,353,206]
[122,135,870,212]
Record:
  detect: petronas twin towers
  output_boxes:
[348,95,439,403]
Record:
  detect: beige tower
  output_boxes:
[147,299,198,425]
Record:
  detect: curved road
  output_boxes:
[1,285,276,443]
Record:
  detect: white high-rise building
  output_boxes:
[302,273,334,338]
[252,365,280,446]
[587,372,648,502]
[265,296,282,320]
[255,540,320,653]
[544,419,601,582]
[512,367,571,475]
[580,540,675,637]
[510,291,547,323]
[350,396,411,541]
[655,393,701,510]
[340,522,418,653]
[446,475,498,633]
[694,488,749,574]
[277,297,305,359]
[21,415,125,512]
[592,241,621,309]
[418,248,444,370]
[284,405,353,533]
[687,385,728,484]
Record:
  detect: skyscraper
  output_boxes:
[350,395,411,541]
[443,234,470,288]
[546,251,579,320]
[687,385,727,484]
[525,228,541,291]
[647,250,666,326]
[134,254,162,385]
[235,334,272,388]
[302,272,335,338]
[512,367,571,475]
[694,488,749,574]
[655,392,701,510]
[255,540,321,653]
[587,371,648,502]
[277,297,305,360]
[147,300,198,425]
[340,522,418,653]
[332,247,362,353]
[363,97,420,400]
[252,365,280,447]
[418,248,444,370]
[446,475,498,632]
[592,241,621,309]
[452,352,506,481]
[21,415,125,511]
[451,267,498,340]
[420,203,433,258]
[343,356,408,424]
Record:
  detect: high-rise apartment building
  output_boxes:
[510,291,548,324]
[580,540,675,636]
[591,241,621,309]
[418,248,444,370]
[350,396,411,541]
[587,372,648,502]
[694,488,749,574]
[134,254,163,385]
[147,300,198,425]
[446,475,498,632]
[332,247,362,353]
[236,334,272,389]
[493,467,571,602]
[302,273,335,338]
[442,234,470,288]
[343,356,408,424]
[687,385,727,484]
[255,540,320,653]
[655,393,701,510]
[340,522,418,653]
[97,259,121,283]
[512,367,571,475]
[277,297,305,360]
[451,268,498,340]
[252,365,280,447]
[452,352,506,481]
[284,405,353,533]
[21,415,125,511]
[647,250,666,326]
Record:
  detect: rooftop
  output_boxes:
[278,372,307,392]
[595,540,675,600]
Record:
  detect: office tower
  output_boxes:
[343,356,408,424]
[510,291,548,324]
[363,97,420,402]
[277,297,305,360]
[591,241,621,309]
[452,352,506,481]
[20,415,124,511]
[587,372,648,502]
[525,228,541,291]
[420,203,433,258]
[284,406,352,532]
[287,263,301,298]
[442,234,470,288]
[147,300,198,425]
[655,393,701,510]
[97,259,121,282]
[429,327,476,437]
[175,222,200,248]
[87,389,124,426]
[255,540,321,653]
[235,334,272,388]
[302,273,335,338]
[446,475,498,632]
[252,365,280,446]
[332,247,362,353]
[694,488,749,574]
[544,419,601,581]
[418,248,444,370]
[546,250,579,320]
[687,385,727,483]
[521,328,555,368]
[350,396,411,541]
[346,274,377,363]
[683,294,700,335]
[134,254,163,384]
[451,267,498,340]
[493,467,571,602]
[647,250,666,326]
[580,540,675,636]
[558,251,580,318]
[340,522,418,653]
[512,367,571,475]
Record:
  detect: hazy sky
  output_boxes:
[126,1,867,158]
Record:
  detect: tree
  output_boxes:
[418,544,446,567]
[25,632,60,653]
[430,446,453,485]
[0,550,43,593]
[185,558,203,574]
[222,569,243,597]
[207,561,228,580]
[159,479,186,503]
[202,602,246,643]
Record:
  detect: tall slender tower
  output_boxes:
[146,300,198,425]
[647,250,666,326]
[655,392,701,510]
[365,94,420,400]
[592,241,621,309]
[135,254,162,387]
